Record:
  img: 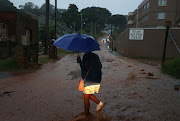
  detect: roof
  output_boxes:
[138,0,149,9]
[0,0,17,12]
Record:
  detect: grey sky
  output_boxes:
[9,0,143,15]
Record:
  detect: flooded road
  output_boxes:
[0,38,180,121]
[0,72,13,79]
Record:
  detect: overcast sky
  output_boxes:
[9,0,143,15]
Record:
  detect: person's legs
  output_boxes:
[90,94,104,111]
[89,94,100,104]
[84,94,90,115]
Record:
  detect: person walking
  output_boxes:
[77,52,104,116]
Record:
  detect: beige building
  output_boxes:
[128,0,180,28]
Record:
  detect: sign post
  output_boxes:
[161,21,171,66]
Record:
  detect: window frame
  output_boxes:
[157,12,166,19]
[158,0,167,6]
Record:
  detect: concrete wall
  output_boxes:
[0,12,16,42]
[0,11,38,65]
[114,28,180,58]
[16,13,38,44]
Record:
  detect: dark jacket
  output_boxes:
[79,52,102,87]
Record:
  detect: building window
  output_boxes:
[158,0,167,6]
[157,12,166,19]
[147,2,149,8]
[26,29,32,43]
[144,5,146,10]
[156,26,165,28]
[145,15,148,21]
[0,23,8,41]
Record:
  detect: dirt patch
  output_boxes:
[68,70,81,80]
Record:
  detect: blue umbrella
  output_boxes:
[53,33,100,53]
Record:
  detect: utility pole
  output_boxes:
[54,0,57,59]
[162,21,171,66]
[45,0,49,54]
[111,24,113,51]
[55,0,57,39]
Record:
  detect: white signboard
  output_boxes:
[129,29,144,40]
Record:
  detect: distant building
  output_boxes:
[128,0,180,28]
[114,0,180,58]
[0,0,38,68]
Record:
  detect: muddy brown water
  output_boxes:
[0,39,180,121]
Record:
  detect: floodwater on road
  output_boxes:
[0,38,180,121]
[0,72,13,79]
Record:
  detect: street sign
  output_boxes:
[129,29,144,40]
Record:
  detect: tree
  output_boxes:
[107,14,127,30]
[81,7,111,33]
[39,3,54,17]
[61,4,80,32]
[19,2,41,15]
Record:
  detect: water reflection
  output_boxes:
[0,72,13,79]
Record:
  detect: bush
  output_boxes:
[0,58,21,70]
[162,58,180,78]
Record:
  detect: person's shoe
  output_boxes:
[96,101,104,111]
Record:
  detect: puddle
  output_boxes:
[0,69,38,79]
[0,72,14,79]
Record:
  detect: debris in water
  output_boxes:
[140,72,147,75]
[148,88,152,90]
[0,91,13,97]
[146,77,159,79]
[148,73,154,76]
[72,110,110,121]
[174,85,180,91]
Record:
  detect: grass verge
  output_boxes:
[0,58,21,71]
[38,49,76,64]
[162,57,180,79]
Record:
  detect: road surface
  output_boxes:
[0,38,180,121]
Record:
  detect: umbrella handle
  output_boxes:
[77,53,81,63]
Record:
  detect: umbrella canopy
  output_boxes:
[53,33,100,53]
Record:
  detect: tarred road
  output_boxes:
[0,37,180,121]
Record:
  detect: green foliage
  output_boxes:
[81,7,111,32]
[19,2,65,18]
[38,49,75,64]
[19,2,41,16]
[107,14,127,29]
[61,4,80,31]
[38,24,45,42]
[38,47,44,53]
[0,58,21,70]
[38,57,49,64]
[162,58,180,78]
